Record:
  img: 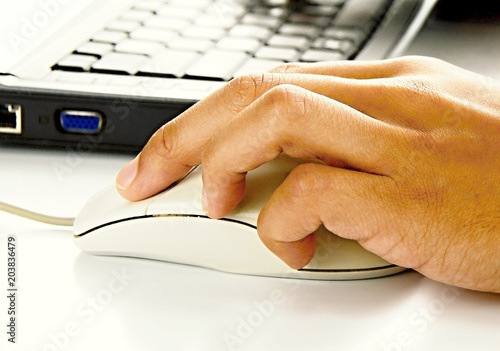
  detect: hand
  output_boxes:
[116,56,500,293]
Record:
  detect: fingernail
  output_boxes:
[116,157,139,190]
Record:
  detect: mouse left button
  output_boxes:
[73,185,158,236]
[145,166,205,216]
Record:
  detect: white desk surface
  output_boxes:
[0,147,499,351]
[1,2,499,351]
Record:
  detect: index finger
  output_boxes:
[115,72,350,201]
[115,74,278,201]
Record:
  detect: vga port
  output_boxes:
[60,110,103,134]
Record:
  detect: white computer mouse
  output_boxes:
[73,156,406,280]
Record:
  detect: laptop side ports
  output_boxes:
[0,104,22,134]
[59,110,104,134]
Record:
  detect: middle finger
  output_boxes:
[201,84,409,218]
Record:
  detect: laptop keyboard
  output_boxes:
[53,0,393,82]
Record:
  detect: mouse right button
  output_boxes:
[301,226,407,279]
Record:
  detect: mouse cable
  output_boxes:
[0,201,74,227]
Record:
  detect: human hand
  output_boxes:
[116,56,500,293]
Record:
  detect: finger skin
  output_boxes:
[268,55,436,78]
[116,66,438,201]
[200,84,407,218]
[115,74,291,201]
[257,164,402,270]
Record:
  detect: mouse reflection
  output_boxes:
[72,252,422,350]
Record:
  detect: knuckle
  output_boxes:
[283,163,324,200]
[264,84,310,123]
[384,76,438,109]
[395,55,425,69]
[148,122,180,159]
[404,77,436,97]
[226,73,271,111]
[381,56,447,80]
[386,55,435,74]
[268,62,305,74]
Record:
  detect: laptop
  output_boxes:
[0,0,438,152]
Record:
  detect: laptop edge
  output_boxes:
[0,0,438,152]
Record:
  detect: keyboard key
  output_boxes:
[229,24,272,40]
[262,0,288,5]
[255,46,299,61]
[133,1,165,12]
[106,19,141,33]
[233,58,283,77]
[312,38,356,54]
[76,42,113,57]
[115,39,165,56]
[56,54,98,71]
[92,30,127,44]
[205,2,246,17]
[157,5,201,20]
[305,0,345,5]
[267,35,310,49]
[279,24,321,39]
[168,38,214,52]
[185,49,249,80]
[300,49,347,62]
[303,5,339,16]
[288,13,331,26]
[140,49,201,77]
[323,27,367,45]
[252,6,289,18]
[194,14,238,29]
[241,14,283,28]
[130,27,179,44]
[92,52,148,75]
[216,37,261,53]
[252,5,291,19]
[144,17,190,32]
[168,0,212,8]
[182,26,227,41]
[120,9,153,22]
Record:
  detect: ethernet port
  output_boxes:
[0,104,22,134]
